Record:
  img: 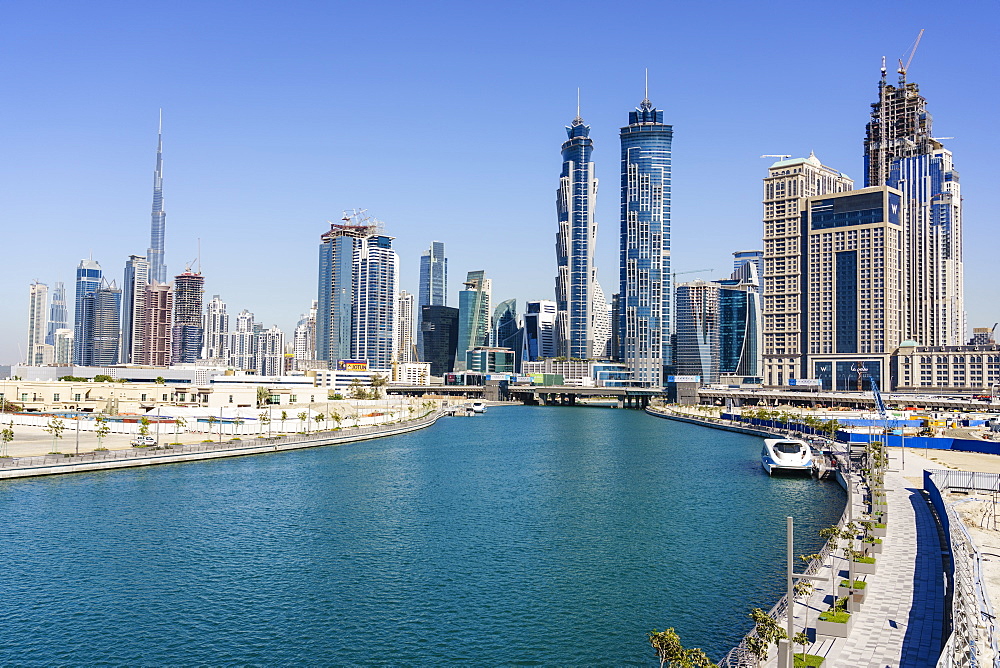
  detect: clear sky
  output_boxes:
[2,0,997,364]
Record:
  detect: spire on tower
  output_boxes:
[640,68,652,111]
[572,87,584,126]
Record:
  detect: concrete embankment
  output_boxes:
[644,406,781,439]
[0,412,444,480]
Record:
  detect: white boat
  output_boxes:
[761,439,813,476]
[470,402,486,414]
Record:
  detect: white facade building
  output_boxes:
[395,291,415,363]
[27,281,48,365]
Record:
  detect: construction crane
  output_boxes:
[760,154,791,161]
[671,268,715,285]
[897,28,925,81]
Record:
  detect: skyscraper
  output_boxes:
[73,259,102,365]
[592,281,611,359]
[455,270,491,370]
[291,301,317,370]
[317,212,398,370]
[420,305,459,376]
[204,295,230,362]
[523,300,558,362]
[230,309,256,370]
[619,88,673,386]
[172,269,204,364]
[555,105,598,360]
[45,282,67,346]
[121,255,150,364]
[802,187,905,391]
[26,281,49,365]
[865,64,963,346]
[396,291,416,364]
[419,241,447,308]
[90,280,122,366]
[140,282,173,367]
[675,280,720,383]
[732,250,764,299]
[147,112,168,285]
[352,234,399,370]
[761,154,853,386]
[418,241,447,361]
[256,326,285,376]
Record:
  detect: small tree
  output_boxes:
[648,628,717,668]
[138,416,151,437]
[331,412,342,430]
[44,417,66,454]
[297,411,308,434]
[155,376,165,385]
[314,413,325,431]
[258,411,270,437]
[280,410,288,433]
[747,608,786,667]
[369,374,388,399]
[791,631,811,666]
[206,415,217,441]
[95,415,111,451]
[348,378,367,400]
[649,628,683,668]
[0,420,13,457]
[256,386,270,408]
[173,416,187,444]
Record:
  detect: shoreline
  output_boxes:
[0,410,444,480]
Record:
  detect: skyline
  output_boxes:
[3,1,998,364]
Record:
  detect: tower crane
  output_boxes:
[671,268,715,285]
[897,28,925,81]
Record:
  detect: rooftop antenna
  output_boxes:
[572,87,583,126]
[641,68,652,110]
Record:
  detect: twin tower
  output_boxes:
[555,95,673,386]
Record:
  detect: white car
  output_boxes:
[130,435,157,447]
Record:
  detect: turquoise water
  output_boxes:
[0,406,843,665]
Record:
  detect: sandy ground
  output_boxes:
[1,425,230,458]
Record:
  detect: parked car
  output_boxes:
[130,435,157,447]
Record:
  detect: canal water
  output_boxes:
[0,406,844,665]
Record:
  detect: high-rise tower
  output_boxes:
[865,62,963,346]
[761,154,853,386]
[619,85,673,386]
[121,255,151,363]
[73,259,103,365]
[172,269,204,363]
[456,270,491,370]
[26,281,49,365]
[417,241,447,361]
[317,211,398,370]
[45,282,68,346]
[555,102,599,360]
[147,112,167,285]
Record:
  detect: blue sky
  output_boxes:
[2,0,997,364]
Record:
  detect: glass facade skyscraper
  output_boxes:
[420,305,459,376]
[866,67,963,346]
[455,270,491,371]
[317,213,398,370]
[619,94,672,386]
[555,110,598,360]
[45,282,67,346]
[418,241,447,361]
[147,113,167,285]
[73,259,103,365]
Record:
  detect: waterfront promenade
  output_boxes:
[648,406,948,667]
[0,410,444,479]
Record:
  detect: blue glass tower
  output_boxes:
[619,91,673,386]
[417,241,447,361]
[73,259,103,365]
[555,107,597,359]
[147,111,167,285]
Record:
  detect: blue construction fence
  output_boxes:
[722,413,1000,456]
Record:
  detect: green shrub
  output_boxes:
[839,579,867,590]
[818,597,851,623]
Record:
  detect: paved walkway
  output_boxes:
[774,451,946,667]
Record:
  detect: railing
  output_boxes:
[718,462,857,667]
[926,470,1000,668]
[0,411,443,472]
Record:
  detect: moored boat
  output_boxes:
[761,438,813,476]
